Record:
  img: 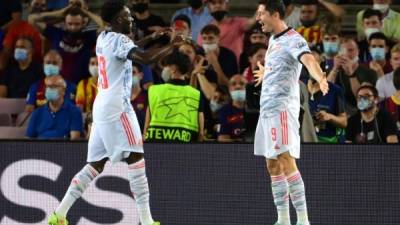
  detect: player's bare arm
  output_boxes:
[300,53,329,95]
[253,61,265,87]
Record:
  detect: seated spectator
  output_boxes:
[366,32,393,77]
[0,37,42,98]
[328,37,378,117]
[217,74,247,142]
[356,0,400,42]
[358,8,384,62]
[242,43,267,83]
[200,24,238,86]
[239,23,269,73]
[129,0,166,39]
[307,74,347,143]
[30,6,102,83]
[26,75,83,140]
[376,43,400,100]
[144,51,204,142]
[296,0,344,46]
[75,54,98,113]
[171,0,213,41]
[26,50,76,112]
[346,85,398,143]
[131,62,148,131]
[381,68,400,135]
[321,23,341,72]
[205,85,230,140]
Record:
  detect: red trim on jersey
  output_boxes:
[121,113,136,146]
[128,160,145,170]
[281,111,288,145]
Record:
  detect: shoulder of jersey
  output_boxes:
[286,29,299,37]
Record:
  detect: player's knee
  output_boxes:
[266,160,281,175]
[89,160,107,174]
[277,153,297,174]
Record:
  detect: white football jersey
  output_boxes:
[260,28,310,118]
[93,31,137,123]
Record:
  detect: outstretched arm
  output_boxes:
[300,53,329,95]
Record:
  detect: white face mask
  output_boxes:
[364,27,381,40]
[373,4,389,13]
[202,43,218,53]
[161,67,172,82]
[352,56,359,64]
[89,65,98,77]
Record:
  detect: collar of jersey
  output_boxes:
[273,27,292,39]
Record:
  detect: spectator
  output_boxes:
[0,37,42,98]
[367,32,392,77]
[131,62,148,131]
[75,54,98,113]
[299,81,318,143]
[26,75,83,140]
[283,0,302,29]
[30,6,102,83]
[356,0,400,42]
[296,0,344,46]
[381,68,400,135]
[144,51,204,142]
[346,85,398,143]
[200,24,238,86]
[321,23,341,72]
[0,0,22,32]
[25,50,76,112]
[129,0,166,39]
[240,23,269,73]
[205,85,230,140]
[201,0,256,60]
[217,74,247,142]
[242,43,267,83]
[171,0,213,41]
[328,37,378,117]
[358,8,384,62]
[376,43,400,99]
[171,14,191,39]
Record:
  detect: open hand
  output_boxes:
[319,75,329,95]
[253,61,265,87]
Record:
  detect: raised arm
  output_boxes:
[318,0,345,18]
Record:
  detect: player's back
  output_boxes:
[93,31,135,123]
[260,28,310,118]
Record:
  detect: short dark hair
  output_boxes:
[132,62,143,73]
[16,36,34,50]
[201,24,220,36]
[368,32,388,45]
[258,0,286,19]
[357,84,379,98]
[247,43,268,57]
[363,8,382,21]
[65,6,85,18]
[173,14,191,29]
[393,68,400,91]
[163,50,191,75]
[101,0,125,24]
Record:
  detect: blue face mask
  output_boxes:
[357,97,374,111]
[44,64,60,77]
[323,41,339,55]
[45,87,60,101]
[132,76,140,86]
[210,101,223,112]
[230,90,246,102]
[370,47,386,61]
[14,48,28,61]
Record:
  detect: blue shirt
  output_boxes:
[26,79,76,107]
[26,100,83,139]
[172,7,213,41]
[218,104,245,140]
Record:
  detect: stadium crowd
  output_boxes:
[0,0,399,144]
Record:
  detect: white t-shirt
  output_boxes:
[376,71,396,100]
[93,31,137,123]
[260,28,310,118]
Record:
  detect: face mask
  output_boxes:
[188,0,202,9]
[161,67,172,82]
[370,47,386,61]
[89,65,98,77]
[211,10,227,22]
[364,28,381,40]
[230,90,246,102]
[14,48,28,61]
[131,3,148,13]
[44,64,60,77]
[45,87,60,102]
[352,56,359,64]
[357,97,374,111]
[210,101,223,112]
[202,43,218,53]
[373,4,389,13]
[132,76,140,86]
[300,18,317,28]
[323,41,339,55]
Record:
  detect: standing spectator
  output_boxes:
[321,23,341,72]
[200,24,238,86]
[376,43,400,99]
[217,74,247,142]
[283,0,302,29]
[356,0,400,42]
[367,32,392,77]
[240,23,269,73]
[144,51,204,142]
[129,0,166,39]
[0,0,22,32]
[171,14,192,39]
[328,37,378,117]
[0,37,42,98]
[358,8,384,62]
[201,0,256,61]
[30,6,102,83]
[26,75,83,140]
[75,54,98,113]
[382,68,400,135]
[171,0,213,42]
[346,85,398,143]
[242,43,267,83]
[25,50,76,112]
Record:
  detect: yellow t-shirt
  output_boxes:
[75,77,98,113]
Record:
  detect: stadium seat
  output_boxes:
[16,112,31,127]
[0,98,26,114]
[0,113,12,126]
[0,126,27,139]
